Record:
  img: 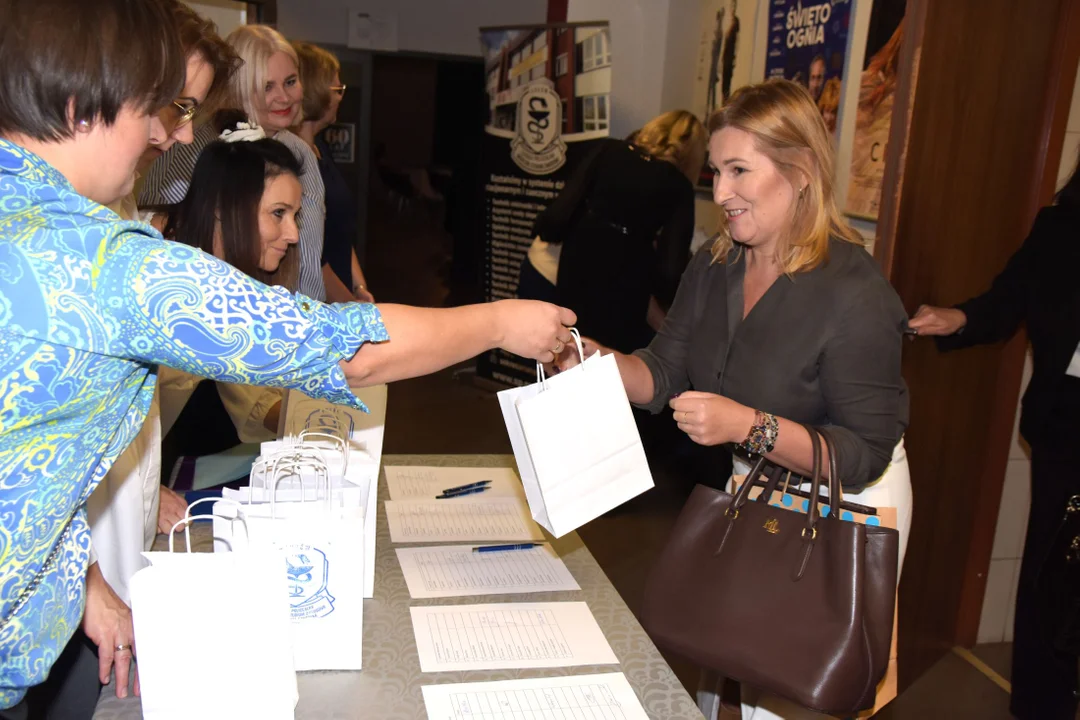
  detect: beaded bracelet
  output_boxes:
[741,410,779,456]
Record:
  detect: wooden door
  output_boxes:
[875,0,1080,686]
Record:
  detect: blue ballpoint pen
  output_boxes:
[440,480,492,494]
[473,543,541,553]
[435,486,490,499]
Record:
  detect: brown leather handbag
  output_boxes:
[641,426,899,716]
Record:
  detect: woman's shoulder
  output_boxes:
[817,238,904,309]
[275,129,316,159]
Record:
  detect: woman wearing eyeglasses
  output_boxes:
[291,42,374,304]
[75,4,241,715]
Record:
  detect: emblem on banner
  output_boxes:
[510,81,567,175]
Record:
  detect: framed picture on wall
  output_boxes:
[692,0,758,190]
[763,0,852,140]
[845,0,907,221]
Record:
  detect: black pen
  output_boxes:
[440,480,492,494]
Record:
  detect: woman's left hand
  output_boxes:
[82,563,139,698]
[157,485,187,535]
[670,391,755,446]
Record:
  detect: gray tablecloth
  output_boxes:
[94,454,700,719]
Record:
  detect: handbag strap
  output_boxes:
[805,425,844,530]
[730,427,842,539]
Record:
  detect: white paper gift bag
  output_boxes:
[130,513,297,720]
[256,418,379,598]
[214,492,366,671]
[497,331,654,537]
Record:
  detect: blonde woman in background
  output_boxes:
[140,24,330,302]
[517,110,707,353]
[292,41,375,304]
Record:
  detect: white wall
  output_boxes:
[568,0,671,140]
[185,0,246,37]
[276,0,546,57]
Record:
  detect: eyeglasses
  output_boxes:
[330,84,347,98]
[165,99,199,131]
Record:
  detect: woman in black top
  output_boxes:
[292,41,374,303]
[519,110,706,353]
[911,156,1080,720]
[559,80,911,719]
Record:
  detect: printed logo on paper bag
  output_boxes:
[285,545,335,619]
[510,82,566,175]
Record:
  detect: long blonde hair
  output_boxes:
[633,110,707,183]
[225,25,298,125]
[708,79,863,272]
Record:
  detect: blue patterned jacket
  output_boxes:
[0,139,387,706]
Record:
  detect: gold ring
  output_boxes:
[115,644,131,652]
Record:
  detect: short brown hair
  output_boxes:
[293,42,341,123]
[707,79,863,274]
[171,2,242,114]
[0,0,184,141]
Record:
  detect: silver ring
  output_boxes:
[114,644,131,652]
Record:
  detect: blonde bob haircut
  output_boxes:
[293,41,340,122]
[225,25,299,124]
[708,79,863,273]
[633,110,708,184]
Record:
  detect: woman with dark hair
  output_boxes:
[0,0,574,712]
[910,151,1080,720]
[158,133,304,287]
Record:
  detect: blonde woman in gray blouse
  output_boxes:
[561,80,913,720]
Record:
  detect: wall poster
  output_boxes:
[476,23,612,387]
[846,0,906,221]
[693,0,759,189]
[764,0,853,137]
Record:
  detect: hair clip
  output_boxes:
[219,121,266,143]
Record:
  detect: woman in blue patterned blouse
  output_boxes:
[0,0,576,712]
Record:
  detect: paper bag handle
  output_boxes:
[297,430,349,476]
[169,505,249,553]
[254,446,330,499]
[269,455,331,517]
[535,328,585,391]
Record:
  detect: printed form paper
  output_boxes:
[410,602,617,672]
[395,544,579,599]
[385,466,525,500]
[421,673,649,720]
[385,499,544,544]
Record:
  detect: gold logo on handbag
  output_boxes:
[763,518,780,534]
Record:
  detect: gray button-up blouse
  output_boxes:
[634,238,909,487]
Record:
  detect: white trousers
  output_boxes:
[698,440,913,720]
